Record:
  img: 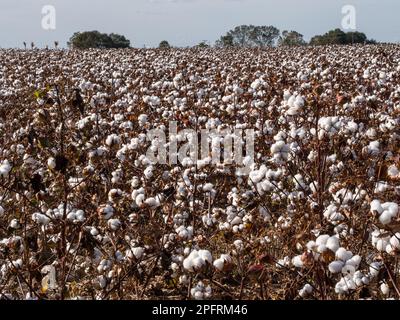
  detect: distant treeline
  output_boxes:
[41,26,377,49]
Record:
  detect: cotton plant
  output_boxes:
[0,45,400,300]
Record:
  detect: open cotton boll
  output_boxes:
[10,219,20,229]
[183,256,194,272]
[0,205,4,217]
[317,244,327,253]
[367,140,380,156]
[326,236,340,252]
[382,202,398,217]
[389,233,400,249]
[270,140,290,160]
[380,283,390,296]
[0,160,11,178]
[335,247,353,261]
[132,247,144,259]
[329,260,344,273]
[202,183,214,192]
[32,212,50,225]
[144,166,153,179]
[369,262,381,278]
[183,249,212,272]
[370,199,383,214]
[388,165,399,179]
[283,90,291,101]
[135,194,145,207]
[108,189,123,203]
[299,283,313,298]
[138,114,148,126]
[341,264,355,276]
[316,234,330,246]
[292,255,304,268]
[250,79,262,90]
[47,157,56,170]
[198,250,213,264]
[213,254,231,271]
[107,218,121,231]
[105,134,121,147]
[345,255,361,269]
[213,259,224,271]
[379,211,393,225]
[144,197,160,208]
[233,239,244,251]
[376,238,389,252]
[98,204,114,220]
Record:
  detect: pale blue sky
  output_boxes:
[0,0,398,48]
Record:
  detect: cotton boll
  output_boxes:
[329,261,344,273]
[183,257,194,272]
[341,264,355,276]
[317,244,327,253]
[32,212,50,225]
[144,166,153,179]
[250,79,261,90]
[98,275,107,289]
[198,250,212,264]
[107,218,121,231]
[138,114,148,126]
[132,247,144,259]
[192,257,204,270]
[105,134,120,147]
[213,259,224,271]
[144,197,160,208]
[47,157,56,170]
[306,241,317,251]
[383,202,398,217]
[369,262,381,278]
[380,283,390,296]
[316,234,330,246]
[292,255,304,268]
[0,160,11,178]
[299,283,313,298]
[98,204,114,220]
[346,255,361,269]
[0,205,4,217]
[131,176,140,188]
[370,200,383,214]
[233,240,244,251]
[379,211,392,225]
[10,219,20,229]
[389,234,400,249]
[203,183,214,192]
[376,238,389,252]
[362,276,370,285]
[335,247,352,261]
[135,194,145,207]
[326,236,340,252]
[388,165,399,179]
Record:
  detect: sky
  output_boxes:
[0,0,399,48]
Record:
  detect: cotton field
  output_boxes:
[0,45,400,300]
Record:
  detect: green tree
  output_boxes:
[310,29,371,45]
[215,34,234,48]
[109,33,131,48]
[159,40,171,49]
[216,25,280,48]
[345,31,367,44]
[278,30,306,46]
[68,31,130,49]
[197,41,210,48]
